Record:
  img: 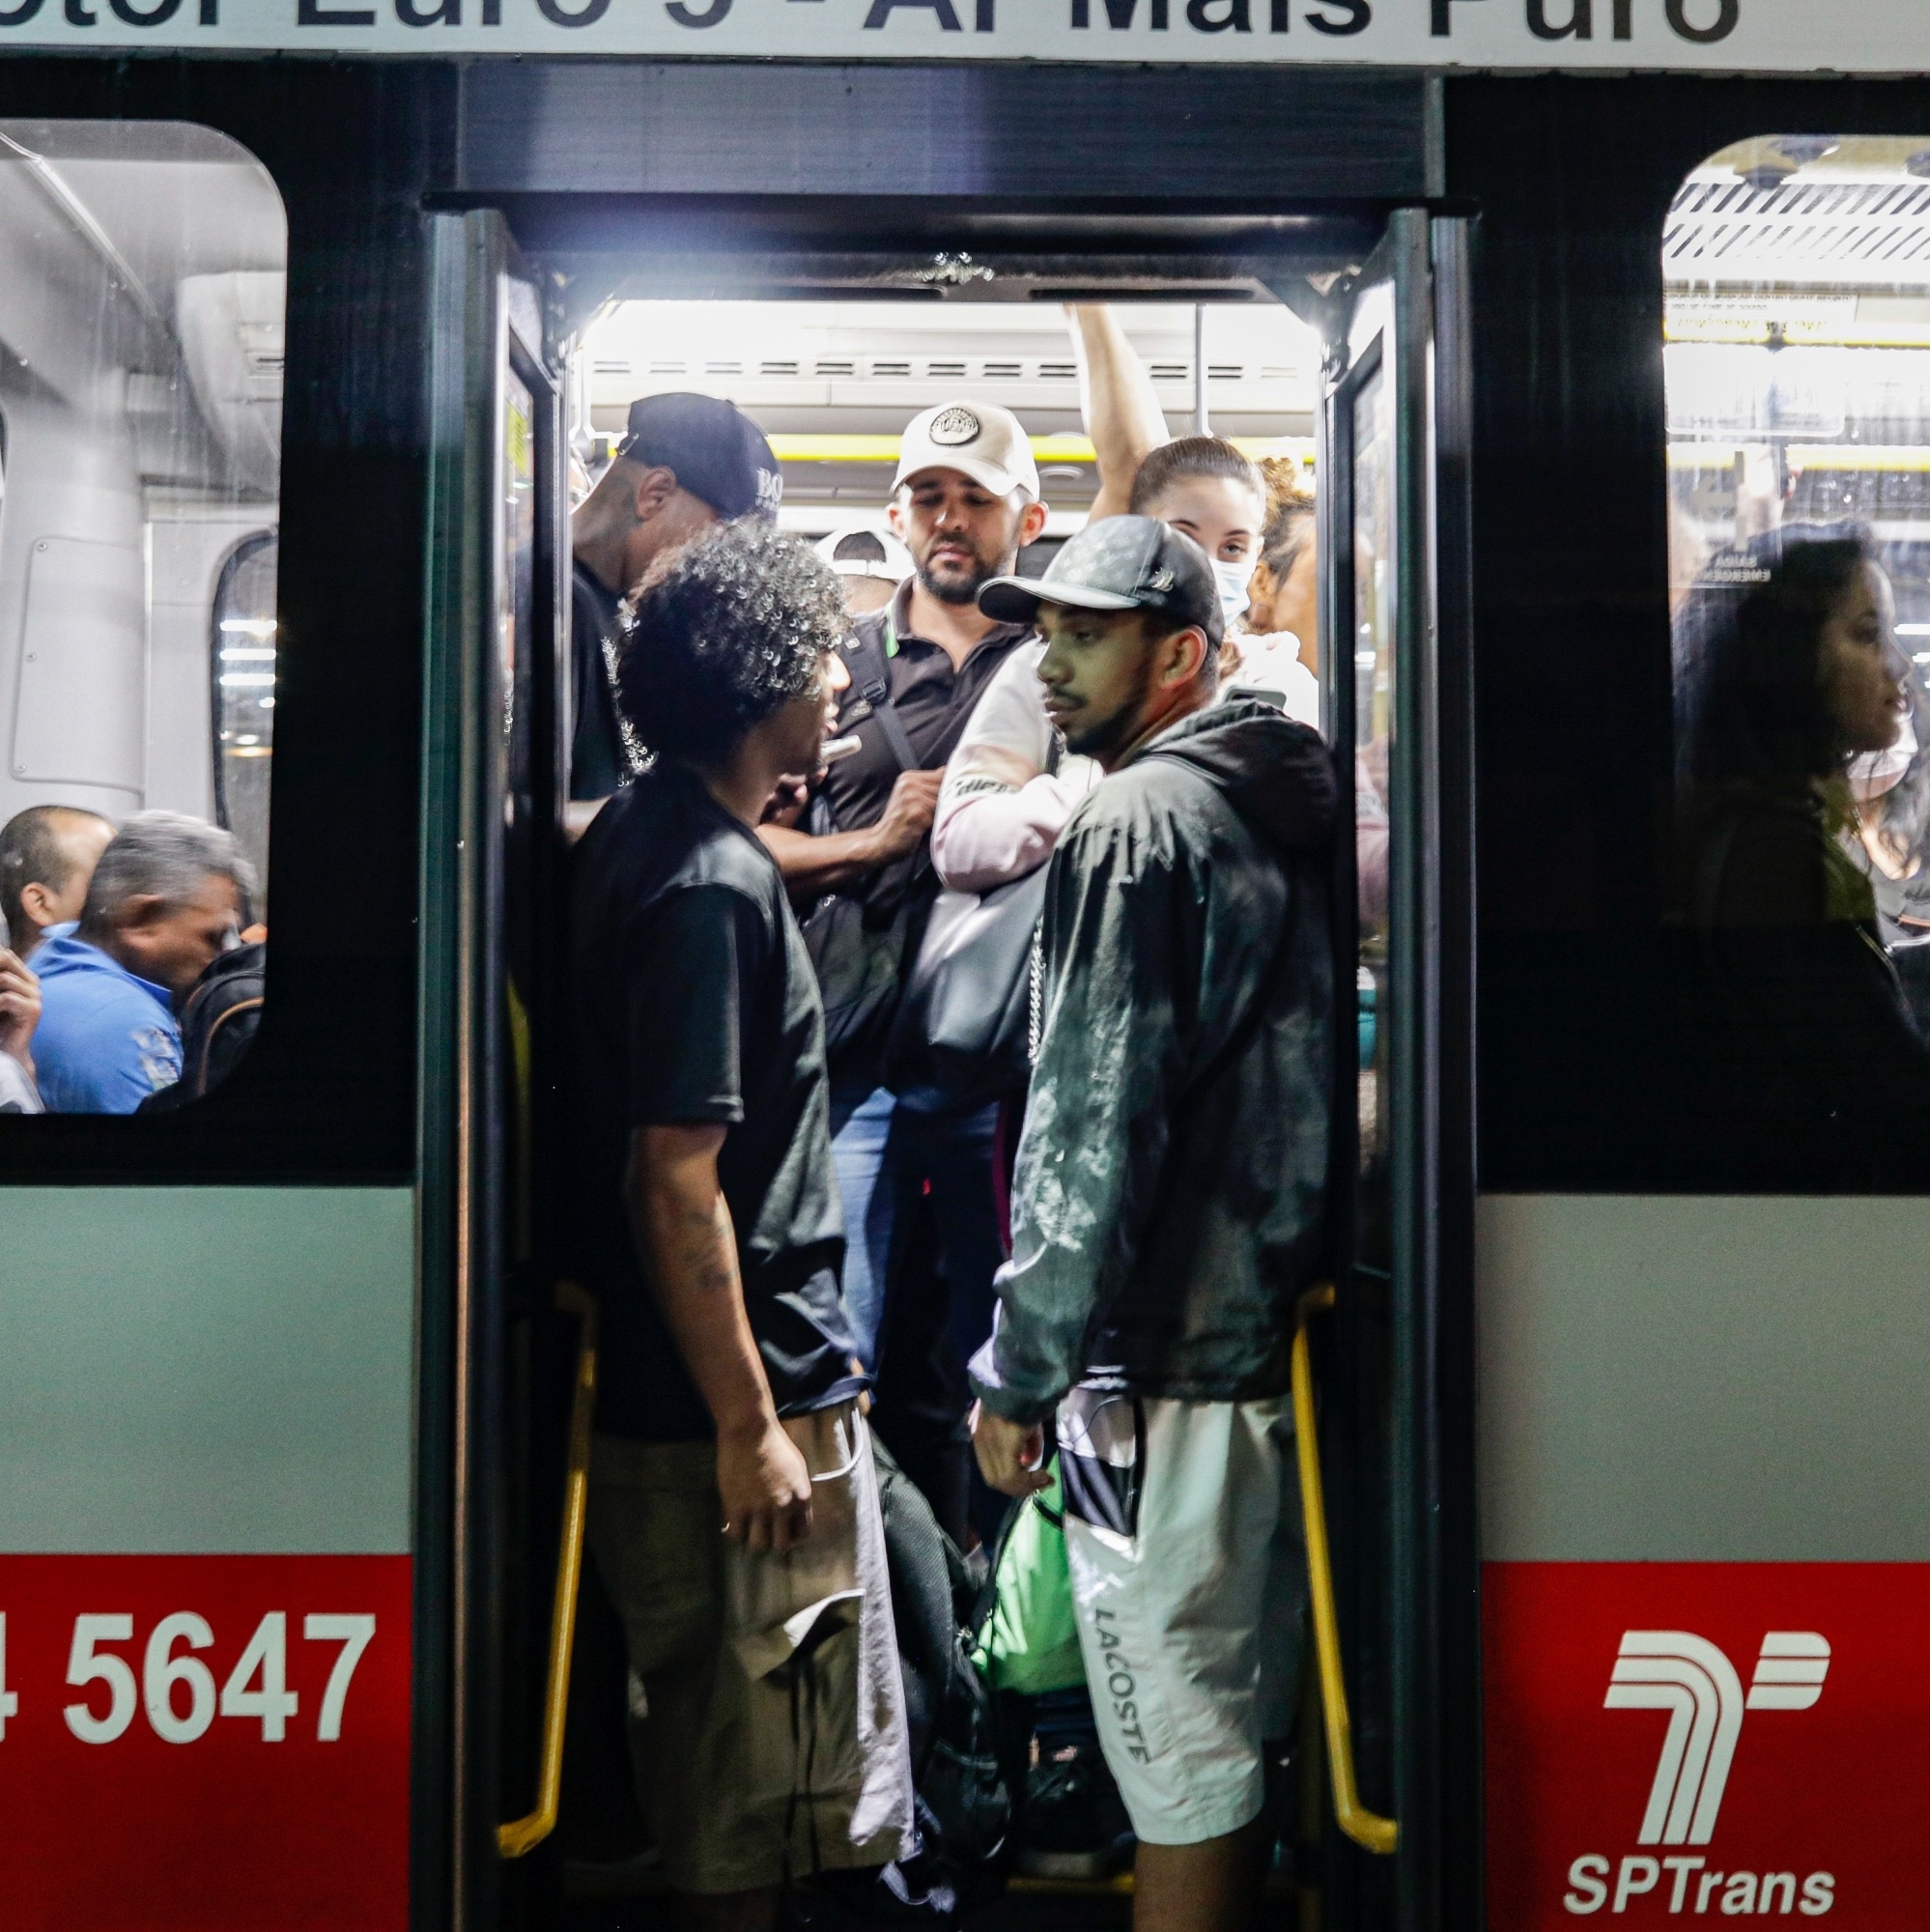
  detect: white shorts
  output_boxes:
[1057,1389,1306,1847]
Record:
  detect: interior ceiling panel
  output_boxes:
[1669,136,1930,289]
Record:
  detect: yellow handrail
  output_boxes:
[498,1281,600,1860]
[1291,1283,1399,1858]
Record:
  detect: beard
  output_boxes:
[1058,652,1157,766]
[916,534,1012,607]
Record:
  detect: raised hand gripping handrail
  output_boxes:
[498,1281,600,1860]
[1291,1282,1399,1857]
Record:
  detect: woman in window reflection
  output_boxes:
[1841,678,1930,1031]
[1677,526,1908,929]
[1674,526,1930,1170]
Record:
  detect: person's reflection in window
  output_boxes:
[1677,526,1907,928]
[1673,526,1930,1172]
[1838,648,1930,1033]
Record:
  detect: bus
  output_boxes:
[0,16,1926,1931]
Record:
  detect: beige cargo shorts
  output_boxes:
[585,1401,915,1895]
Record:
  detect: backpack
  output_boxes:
[801,630,929,1065]
[138,942,265,1111]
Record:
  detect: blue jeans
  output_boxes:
[829,1081,1005,1542]
[828,1084,899,1368]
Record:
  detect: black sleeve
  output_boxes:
[569,581,628,802]
[620,883,768,1127]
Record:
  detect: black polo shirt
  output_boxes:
[816,579,1034,913]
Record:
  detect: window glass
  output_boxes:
[501,367,535,822]
[1352,360,1394,1254]
[0,123,286,1115]
[213,532,278,907]
[1665,137,1930,1181]
[500,361,538,1252]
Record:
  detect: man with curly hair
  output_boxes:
[569,522,914,1927]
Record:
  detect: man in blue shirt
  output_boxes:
[34,811,253,1114]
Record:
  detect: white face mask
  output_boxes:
[1849,712,1918,804]
[1211,557,1257,629]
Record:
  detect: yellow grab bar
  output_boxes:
[498,1281,600,1860]
[1291,1283,1399,1857]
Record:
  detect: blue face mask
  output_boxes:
[1212,556,1257,628]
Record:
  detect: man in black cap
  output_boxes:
[569,393,783,814]
[967,517,1336,1932]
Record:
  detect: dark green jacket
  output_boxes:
[971,698,1335,1425]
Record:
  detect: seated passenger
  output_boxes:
[0,805,115,962]
[568,521,912,1924]
[137,938,268,1112]
[33,812,251,1115]
[0,944,42,1114]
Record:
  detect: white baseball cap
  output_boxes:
[894,400,1039,500]
[815,525,915,582]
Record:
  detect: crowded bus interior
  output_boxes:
[11,88,1930,1932]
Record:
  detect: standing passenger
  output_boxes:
[567,392,782,818]
[934,311,1282,896]
[970,519,1335,1932]
[1227,477,1320,711]
[760,400,1047,1544]
[569,522,912,1929]
[33,812,251,1114]
[0,805,115,960]
[816,524,915,617]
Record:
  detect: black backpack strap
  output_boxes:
[842,625,918,774]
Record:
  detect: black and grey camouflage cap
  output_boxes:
[978,514,1223,646]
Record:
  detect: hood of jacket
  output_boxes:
[1138,695,1337,856]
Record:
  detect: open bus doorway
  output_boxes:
[437,207,1460,1930]
[540,286,1330,1930]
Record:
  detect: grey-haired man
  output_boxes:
[32,811,252,1114]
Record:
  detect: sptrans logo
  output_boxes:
[1484,1565,1930,1932]
[1563,1632,1835,1918]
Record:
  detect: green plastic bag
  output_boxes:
[974,1464,1088,1696]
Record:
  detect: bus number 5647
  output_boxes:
[0,1610,378,1746]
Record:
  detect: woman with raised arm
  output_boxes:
[932,305,1294,894]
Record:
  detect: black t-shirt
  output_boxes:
[568,762,861,1442]
[570,559,630,803]
[816,580,1033,915]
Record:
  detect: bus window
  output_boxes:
[1664,137,1930,1182]
[212,532,279,908]
[0,123,286,1115]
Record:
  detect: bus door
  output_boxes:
[1311,206,1480,1932]
[421,207,572,1931]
